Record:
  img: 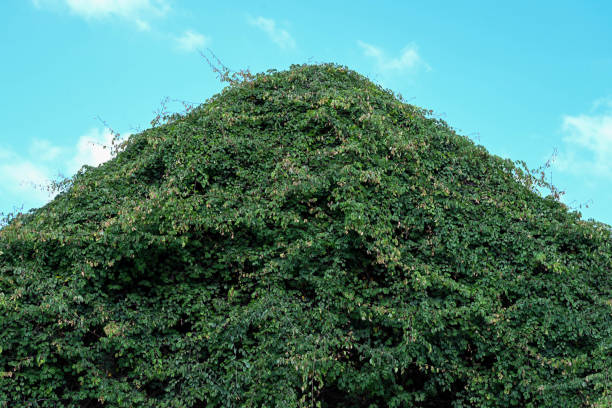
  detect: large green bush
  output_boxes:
[1,64,611,407]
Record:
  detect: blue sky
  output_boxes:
[2,0,611,224]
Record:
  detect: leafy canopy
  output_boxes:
[1,64,611,407]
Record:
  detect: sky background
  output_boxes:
[1,0,611,225]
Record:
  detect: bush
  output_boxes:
[1,64,611,407]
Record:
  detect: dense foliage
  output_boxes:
[1,64,611,407]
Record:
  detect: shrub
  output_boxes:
[1,64,611,407]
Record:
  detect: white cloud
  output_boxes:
[554,99,612,178]
[358,41,430,73]
[29,139,63,161]
[0,162,50,194]
[563,114,612,154]
[32,0,169,30]
[0,148,53,204]
[175,30,209,52]
[248,16,296,50]
[592,97,612,111]
[68,128,120,174]
[0,128,128,213]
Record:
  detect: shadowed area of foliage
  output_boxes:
[1,64,611,407]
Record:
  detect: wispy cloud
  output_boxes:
[554,99,612,178]
[0,152,52,203]
[29,139,63,161]
[68,128,123,174]
[358,41,430,73]
[32,0,170,30]
[248,16,296,50]
[175,29,209,52]
[0,128,125,212]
